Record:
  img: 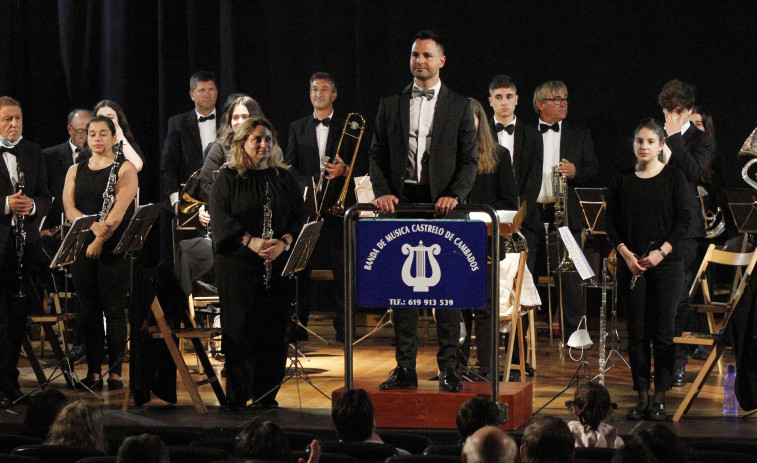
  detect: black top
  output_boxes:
[467,145,518,210]
[74,154,133,256]
[210,166,305,263]
[199,141,230,202]
[606,165,691,261]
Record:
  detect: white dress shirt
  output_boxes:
[315,110,334,166]
[197,109,217,154]
[2,142,36,217]
[407,80,442,184]
[494,115,516,158]
[68,139,79,165]
[661,121,690,164]
[537,119,562,203]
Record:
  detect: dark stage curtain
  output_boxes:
[2,0,757,262]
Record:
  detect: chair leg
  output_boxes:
[673,342,724,422]
[528,310,537,370]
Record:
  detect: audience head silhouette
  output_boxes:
[21,389,68,439]
[236,420,292,461]
[520,416,575,463]
[117,433,169,463]
[332,388,375,441]
[457,397,501,441]
[610,440,656,463]
[462,425,517,463]
[635,424,687,463]
[45,401,106,451]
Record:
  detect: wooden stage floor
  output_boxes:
[5,326,756,441]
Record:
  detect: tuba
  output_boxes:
[178,169,205,229]
[739,126,757,190]
[697,186,725,239]
[552,163,575,272]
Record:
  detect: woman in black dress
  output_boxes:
[460,99,518,379]
[210,117,304,410]
[606,119,690,420]
[62,115,138,390]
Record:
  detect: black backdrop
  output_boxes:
[3,0,757,215]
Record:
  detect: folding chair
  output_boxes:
[672,244,757,421]
[499,251,537,382]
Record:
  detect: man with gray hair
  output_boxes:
[462,426,517,463]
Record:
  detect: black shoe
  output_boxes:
[672,365,687,387]
[107,378,124,390]
[524,363,535,377]
[68,344,86,363]
[645,403,666,421]
[440,368,463,392]
[74,376,103,391]
[227,401,248,411]
[251,399,279,409]
[379,366,418,390]
[626,402,646,420]
[3,389,28,405]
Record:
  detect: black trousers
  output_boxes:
[619,258,682,392]
[70,248,129,377]
[674,237,701,367]
[216,249,289,406]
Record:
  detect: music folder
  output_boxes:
[49,214,98,268]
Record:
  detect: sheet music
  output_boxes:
[558,226,595,281]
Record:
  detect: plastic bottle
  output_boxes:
[723,364,738,415]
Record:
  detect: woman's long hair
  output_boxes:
[470,98,499,175]
[228,117,288,175]
[93,100,135,144]
[217,95,264,147]
[46,401,106,451]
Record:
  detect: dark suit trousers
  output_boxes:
[394,183,460,371]
[0,233,32,392]
[674,237,701,367]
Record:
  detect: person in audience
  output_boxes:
[331,388,410,455]
[520,416,575,463]
[634,424,687,463]
[45,401,106,452]
[567,382,623,448]
[456,397,501,442]
[610,441,656,463]
[117,433,170,463]
[235,420,320,463]
[20,389,68,439]
[461,426,517,463]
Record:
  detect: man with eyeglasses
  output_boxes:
[41,109,92,234]
[532,81,598,343]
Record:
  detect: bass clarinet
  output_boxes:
[262,182,274,289]
[99,141,122,221]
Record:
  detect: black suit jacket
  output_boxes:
[665,123,715,239]
[489,119,544,233]
[553,120,599,232]
[0,139,52,263]
[160,110,219,200]
[285,113,348,210]
[41,141,75,229]
[369,83,478,202]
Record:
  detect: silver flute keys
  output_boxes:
[262,182,274,289]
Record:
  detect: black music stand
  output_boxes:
[574,188,631,381]
[253,220,330,411]
[22,214,100,402]
[726,189,757,235]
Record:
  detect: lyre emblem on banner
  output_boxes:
[401,241,442,292]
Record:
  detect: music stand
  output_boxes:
[726,189,757,234]
[574,188,630,382]
[253,220,330,411]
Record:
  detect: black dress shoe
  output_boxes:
[251,399,279,409]
[107,378,124,390]
[440,368,462,392]
[74,376,103,391]
[68,344,86,362]
[626,402,646,420]
[672,365,687,387]
[645,403,666,421]
[4,389,28,405]
[379,366,418,390]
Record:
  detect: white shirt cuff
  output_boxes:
[170,192,179,206]
[4,197,9,215]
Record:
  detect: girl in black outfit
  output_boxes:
[606,119,690,421]
[210,117,304,410]
[62,115,138,390]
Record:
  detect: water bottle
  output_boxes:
[723,364,738,415]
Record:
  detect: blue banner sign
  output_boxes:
[355,219,488,309]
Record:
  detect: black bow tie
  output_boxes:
[74,147,82,153]
[412,87,435,100]
[314,117,331,127]
[496,123,515,135]
[0,146,16,156]
[539,122,560,133]
[198,114,216,123]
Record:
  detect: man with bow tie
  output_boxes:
[41,109,92,235]
[0,96,51,407]
[285,72,358,343]
[532,81,599,343]
[159,71,220,265]
[369,30,478,392]
[488,75,543,273]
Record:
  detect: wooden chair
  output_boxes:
[23,281,67,385]
[672,244,757,421]
[499,251,537,382]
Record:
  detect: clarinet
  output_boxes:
[98,141,122,221]
[14,165,26,300]
[262,182,274,289]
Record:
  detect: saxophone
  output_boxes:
[98,141,122,221]
[552,163,574,272]
[14,166,26,300]
[262,182,274,289]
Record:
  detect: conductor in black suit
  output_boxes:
[159,70,220,264]
[532,81,599,341]
[285,72,357,342]
[41,109,92,233]
[369,30,478,392]
[0,97,52,406]
[487,75,543,273]
[657,79,715,387]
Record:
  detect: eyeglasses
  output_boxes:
[69,128,87,135]
[543,96,569,104]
